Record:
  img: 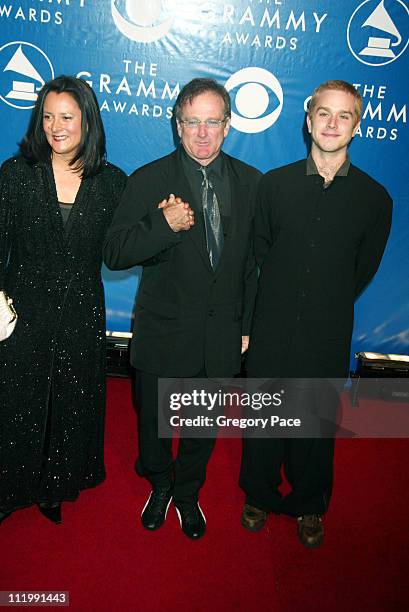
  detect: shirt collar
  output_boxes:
[181,145,224,181]
[306,154,350,177]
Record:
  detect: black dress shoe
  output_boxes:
[0,511,12,526]
[175,502,206,540]
[38,503,62,524]
[141,485,173,530]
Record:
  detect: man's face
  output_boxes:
[306,89,360,156]
[176,91,230,166]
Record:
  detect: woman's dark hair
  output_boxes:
[19,75,106,177]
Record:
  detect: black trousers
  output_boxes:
[240,437,334,516]
[239,381,338,516]
[134,369,215,506]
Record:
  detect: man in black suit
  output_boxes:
[104,78,260,539]
[240,80,392,547]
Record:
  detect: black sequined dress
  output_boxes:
[0,156,126,513]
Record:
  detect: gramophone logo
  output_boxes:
[347,0,409,66]
[0,42,54,110]
[111,0,174,43]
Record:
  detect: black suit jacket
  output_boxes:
[104,148,261,377]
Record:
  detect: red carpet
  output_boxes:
[1,377,409,611]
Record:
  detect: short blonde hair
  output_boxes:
[308,80,362,126]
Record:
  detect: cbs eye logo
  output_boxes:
[225,67,283,134]
[111,0,174,43]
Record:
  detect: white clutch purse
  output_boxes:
[0,290,17,341]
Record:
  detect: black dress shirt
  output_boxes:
[246,157,392,377]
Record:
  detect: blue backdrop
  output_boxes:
[1,0,408,361]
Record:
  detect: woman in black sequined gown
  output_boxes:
[0,76,126,524]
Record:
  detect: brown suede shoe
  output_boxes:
[297,514,324,548]
[241,503,267,532]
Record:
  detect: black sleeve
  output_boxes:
[242,218,257,336]
[253,173,277,268]
[0,159,15,290]
[355,187,393,298]
[103,167,181,270]
[242,170,262,335]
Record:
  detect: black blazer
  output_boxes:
[104,148,261,377]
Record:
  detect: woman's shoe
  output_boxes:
[0,511,12,525]
[38,503,62,524]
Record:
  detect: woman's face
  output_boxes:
[43,91,82,163]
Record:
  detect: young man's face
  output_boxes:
[307,89,360,157]
[177,91,230,166]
